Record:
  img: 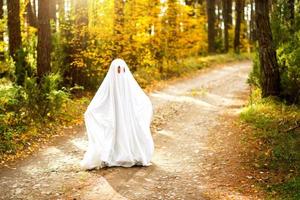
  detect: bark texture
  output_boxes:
[206,0,216,53]
[255,0,280,97]
[7,0,22,60]
[37,0,51,80]
[26,1,38,28]
[234,0,244,52]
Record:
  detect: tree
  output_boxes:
[222,0,230,52]
[234,0,244,53]
[50,0,57,21]
[7,0,22,61]
[37,0,51,80]
[0,0,4,60]
[26,1,38,28]
[206,0,216,53]
[255,0,280,97]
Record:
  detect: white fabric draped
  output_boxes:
[80,59,154,169]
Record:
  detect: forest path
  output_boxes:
[0,60,262,200]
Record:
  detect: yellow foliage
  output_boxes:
[66,0,209,88]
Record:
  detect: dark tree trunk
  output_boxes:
[37,0,51,80]
[222,0,230,52]
[26,1,38,28]
[0,0,4,60]
[206,0,216,53]
[234,0,244,53]
[7,0,22,61]
[255,0,280,97]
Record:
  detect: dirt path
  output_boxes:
[0,61,261,200]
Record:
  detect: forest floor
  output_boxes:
[0,60,266,200]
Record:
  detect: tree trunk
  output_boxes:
[206,0,216,53]
[26,1,38,28]
[49,0,57,20]
[234,0,244,53]
[37,0,51,80]
[7,0,22,61]
[0,0,4,60]
[222,0,230,52]
[255,0,280,97]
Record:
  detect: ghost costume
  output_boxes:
[80,59,154,169]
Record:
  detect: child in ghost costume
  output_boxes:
[80,59,154,169]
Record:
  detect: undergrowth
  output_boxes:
[240,88,300,200]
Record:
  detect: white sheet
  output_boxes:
[80,59,154,169]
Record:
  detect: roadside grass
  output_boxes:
[240,88,300,200]
[0,53,252,163]
[179,52,253,84]
[182,52,252,73]
[0,92,91,163]
[142,52,253,92]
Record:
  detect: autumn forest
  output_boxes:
[0,0,299,199]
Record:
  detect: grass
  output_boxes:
[240,88,300,199]
[177,52,253,84]
[182,52,253,71]
[269,177,300,200]
[141,52,253,92]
